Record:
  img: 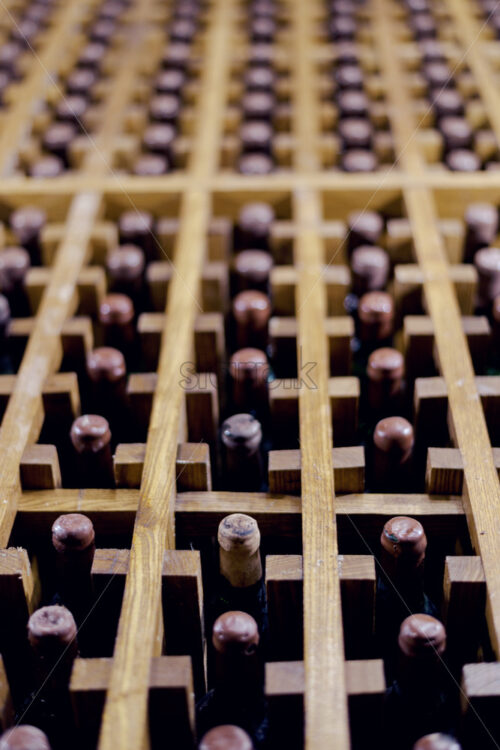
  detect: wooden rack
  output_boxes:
[0,0,499,747]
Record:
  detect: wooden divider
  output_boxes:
[375,0,500,656]
[97,2,234,748]
[292,0,350,746]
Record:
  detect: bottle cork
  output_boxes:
[238,153,274,175]
[445,149,480,172]
[42,122,77,168]
[154,69,186,96]
[55,95,88,128]
[338,117,373,151]
[149,94,180,125]
[0,726,51,750]
[244,66,275,92]
[169,19,197,44]
[219,514,262,588]
[341,149,378,173]
[29,156,64,179]
[380,516,427,577]
[242,92,275,123]
[398,613,446,662]
[329,16,356,41]
[65,68,97,99]
[161,42,191,71]
[232,290,271,350]
[366,347,404,412]
[78,42,107,70]
[413,735,461,750]
[132,153,169,176]
[250,17,276,43]
[439,116,473,154]
[430,89,464,121]
[199,726,254,750]
[335,64,364,91]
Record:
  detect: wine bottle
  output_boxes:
[0,725,51,750]
[197,611,267,748]
[221,414,263,491]
[199,725,254,750]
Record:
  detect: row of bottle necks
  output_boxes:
[0,509,481,750]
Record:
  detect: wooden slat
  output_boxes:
[97,1,234,748]
[292,0,350,746]
[376,0,500,656]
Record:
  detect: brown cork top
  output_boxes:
[338,118,373,148]
[347,210,383,242]
[398,614,446,659]
[161,42,191,70]
[358,291,394,323]
[87,346,126,383]
[465,203,498,237]
[242,91,275,119]
[107,245,145,281]
[0,726,51,750]
[474,246,500,276]
[380,516,427,564]
[70,414,111,453]
[199,726,253,750]
[419,39,445,63]
[66,68,96,96]
[78,42,106,68]
[55,95,88,124]
[329,16,356,40]
[133,154,168,176]
[154,69,186,95]
[169,19,197,43]
[221,413,262,452]
[238,202,275,238]
[29,156,64,178]
[213,611,260,654]
[244,66,275,91]
[240,121,273,151]
[238,153,273,175]
[251,17,276,42]
[413,735,461,750]
[42,122,77,151]
[219,514,261,556]
[335,41,359,65]
[232,290,271,327]
[99,293,135,325]
[0,247,30,287]
[445,149,480,172]
[10,206,46,243]
[341,149,377,173]
[118,210,154,238]
[230,348,268,384]
[28,605,77,651]
[233,250,273,283]
[335,64,364,90]
[367,347,404,381]
[431,89,464,119]
[439,116,472,150]
[143,123,177,152]
[52,513,95,553]
[374,416,414,456]
[150,94,180,123]
[337,90,369,118]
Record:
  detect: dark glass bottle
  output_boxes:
[376,516,437,678]
[0,725,51,749]
[51,513,95,652]
[10,206,46,265]
[70,414,114,488]
[221,414,263,491]
[86,346,128,439]
[199,725,253,749]
[370,416,414,492]
[232,291,271,351]
[21,606,78,750]
[229,348,269,418]
[234,203,275,252]
[463,203,498,264]
[384,614,455,749]
[366,347,405,420]
[197,611,267,749]
[215,514,268,641]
